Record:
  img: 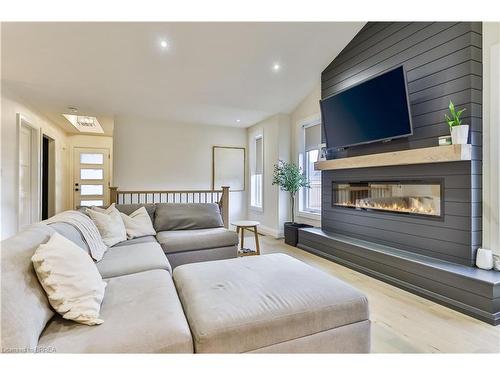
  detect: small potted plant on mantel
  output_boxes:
[272,160,313,246]
[445,100,469,145]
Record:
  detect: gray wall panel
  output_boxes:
[321,22,482,265]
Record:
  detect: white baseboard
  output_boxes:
[257,224,283,239]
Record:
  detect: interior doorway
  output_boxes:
[41,134,56,220]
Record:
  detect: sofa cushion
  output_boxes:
[114,204,156,223]
[112,235,157,247]
[97,242,171,278]
[1,224,55,352]
[38,270,193,353]
[78,204,156,223]
[173,253,369,353]
[31,232,107,326]
[154,203,223,231]
[120,207,156,240]
[87,204,127,247]
[48,222,89,252]
[156,228,238,254]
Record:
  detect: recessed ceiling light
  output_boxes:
[236,119,241,123]
[160,40,168,49]
[272,63,281,72]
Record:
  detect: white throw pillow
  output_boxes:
[87,203,127,247]
[31,232,106,326]
[120,206,156,239]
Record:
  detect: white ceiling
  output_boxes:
[1,22,364,134]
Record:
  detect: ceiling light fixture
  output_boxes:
[160,40,168,49]
[236,119,241,123]
[272,63,281,72]
[63,114,104,134]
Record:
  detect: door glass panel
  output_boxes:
[80,200,104,207]
[80,168,103,180]
[80,153,104,165]
[81,184,103,196]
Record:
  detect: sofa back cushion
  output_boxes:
[114,204,156,223]
[154,203,224,231]
[48,222,90,252]
[1,224,56,351]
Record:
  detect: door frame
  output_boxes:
[42,134,56,219]
[72,146,111,209]
[17,113,41,231]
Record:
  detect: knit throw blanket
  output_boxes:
[45,210,108,261]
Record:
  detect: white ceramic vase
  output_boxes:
[450,125,469,145]
[476,248,494,270]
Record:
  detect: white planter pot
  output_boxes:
[450,125,469,145]
[476,248,494,270]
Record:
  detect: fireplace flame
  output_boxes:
[336,196,439,216]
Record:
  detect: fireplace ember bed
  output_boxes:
[332,180,443,218]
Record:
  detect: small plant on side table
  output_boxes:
[445,100,469,145]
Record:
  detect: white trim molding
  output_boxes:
[482,23,500,258]
[17,113,41,231]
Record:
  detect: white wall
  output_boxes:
[290,83,322,227]
[113,116,247,224]
[1,90,70,239]
[482,22,500,258]
[247,113,291,237]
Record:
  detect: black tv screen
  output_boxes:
[320,66,412,149]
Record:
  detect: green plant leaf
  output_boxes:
[271,160,310,194]
[449,101,455,114]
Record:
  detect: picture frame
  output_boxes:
[212,146,246,191]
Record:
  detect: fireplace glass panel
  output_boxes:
[332,181,441,217]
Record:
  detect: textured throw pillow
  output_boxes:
[31,232,106,326]
[120,206,156,239]
[87,203,127,247]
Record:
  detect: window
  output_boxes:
[300,122,321,214]
[251,135,263,209]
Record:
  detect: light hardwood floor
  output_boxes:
[241,232,500,353]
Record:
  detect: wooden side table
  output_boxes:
[232,220,260,256]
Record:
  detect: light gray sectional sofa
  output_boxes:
[82,202,239,269]
[1,202,370,353]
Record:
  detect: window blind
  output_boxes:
[255,137,263,174]
[304,124,321,152]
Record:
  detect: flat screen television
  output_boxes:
[320,66,413,150]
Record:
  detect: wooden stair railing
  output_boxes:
[109,186,230,228]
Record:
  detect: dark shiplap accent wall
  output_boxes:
[320,22,482,266]
[322,163,479,265]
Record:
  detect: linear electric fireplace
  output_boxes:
[332,180,443,218]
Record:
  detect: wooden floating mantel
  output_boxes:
[314,144,472,171]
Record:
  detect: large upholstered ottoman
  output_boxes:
[173,253,370,353]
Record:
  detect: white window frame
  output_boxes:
[250,132,264,212]
[298,116,322,219]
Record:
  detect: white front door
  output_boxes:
[73,147,110,208]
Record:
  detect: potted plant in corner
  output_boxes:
[272,160,313,246]
[445,100,469,145]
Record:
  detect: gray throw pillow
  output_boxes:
[154,203,223,231]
